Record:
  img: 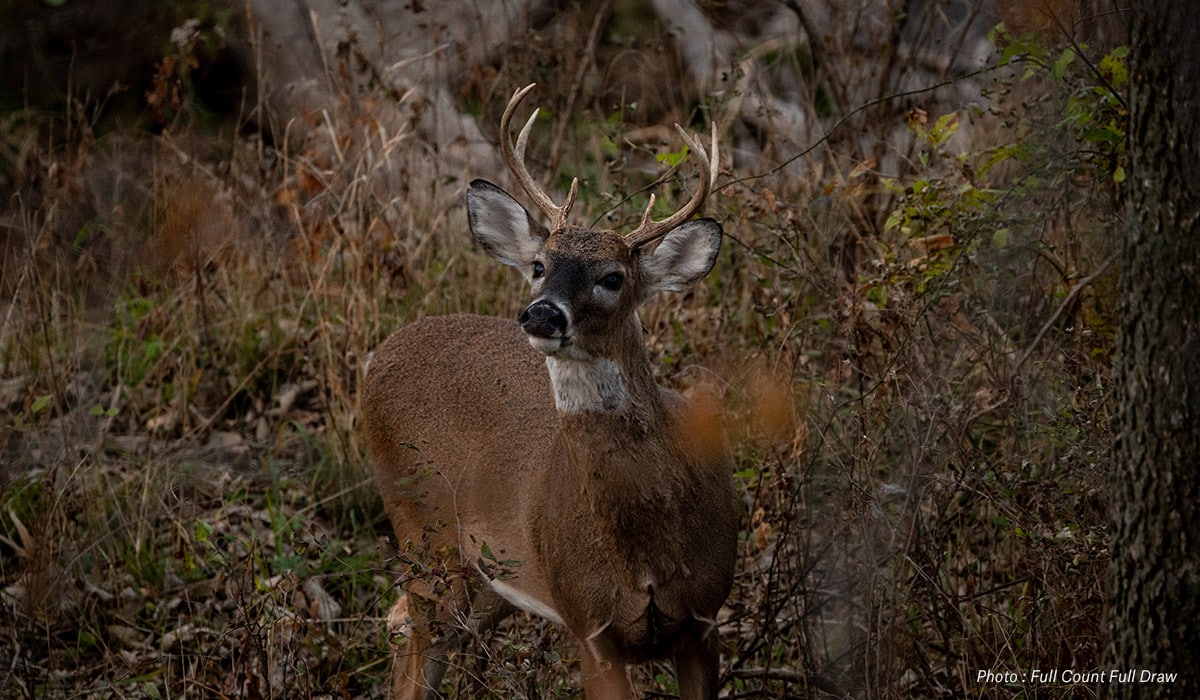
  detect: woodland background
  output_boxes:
[1,0,1128,697]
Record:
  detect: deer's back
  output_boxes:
[361,314,556,561]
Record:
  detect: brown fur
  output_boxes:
[362,303,737,699]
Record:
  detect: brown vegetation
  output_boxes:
[1,2,1123,698]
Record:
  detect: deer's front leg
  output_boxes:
[387,593,447,700]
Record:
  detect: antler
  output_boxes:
[625,121,720,249]
[500,83,579,232]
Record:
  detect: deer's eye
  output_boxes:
[532,261,545,279]
[598,272,623,292]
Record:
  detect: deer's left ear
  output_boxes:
[638,218,723,302]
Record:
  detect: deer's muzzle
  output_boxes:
[520,299,569,341]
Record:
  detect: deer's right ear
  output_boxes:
[638,218,723,301]
[468,179,549,277]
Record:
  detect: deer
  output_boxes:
[360,83,738,700]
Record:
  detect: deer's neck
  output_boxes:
[545,334,693,586]
[544,355,632,413]
[547,327,675,475]
[543,317,662,417]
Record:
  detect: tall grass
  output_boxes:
[0,8,1122,698]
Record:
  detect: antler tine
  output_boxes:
[625,120,720,250]
[499,83,578,231]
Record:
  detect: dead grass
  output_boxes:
[0,6,1122,699]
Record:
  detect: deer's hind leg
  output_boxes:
[577,631,636,700]
[673,627,722,700]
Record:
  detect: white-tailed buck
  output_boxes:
[361,84,737,699]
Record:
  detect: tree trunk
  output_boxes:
[1106,2,1200,697]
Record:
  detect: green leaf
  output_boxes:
[78,629,97,649]
[31,394,52,414]
[987,22,1007,47]
[991,228,1010,248]
[979,142,1022,176]
[657,145,690,168]
[1052,48,1077,81]
[884,208,905,233]
[930,112,960,145]
[1100,46,1129,88]
[998,42,1025,68]
[1112,165,1126,183]
[195,519,214,544]
[866,284,888,307]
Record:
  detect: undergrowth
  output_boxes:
[1,6,1123,699]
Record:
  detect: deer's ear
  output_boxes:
[638,218,723,301]
[468,180,549,276]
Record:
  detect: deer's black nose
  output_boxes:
[519,299,568,338]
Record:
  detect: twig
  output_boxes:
[1012,250,1119,375]
[727,666,806,682]
[1045,7,1128,111]
[548,0,612,174]
[90,382,125,456]
[963,249,1120,429]
[727,666,848,697]
[721,63,1002,189]
[186,343,284,439]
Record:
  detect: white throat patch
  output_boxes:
[546,356,629,413]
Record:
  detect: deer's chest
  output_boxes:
[535,492,713,656]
